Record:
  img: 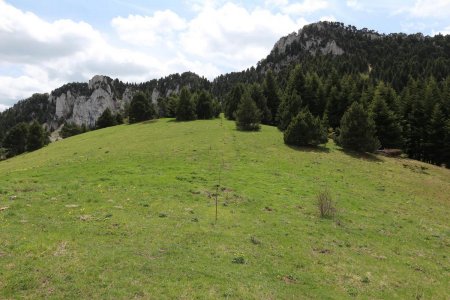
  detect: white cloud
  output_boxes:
[320,15,336,22]
[281,0,329,15]
[409,0,450,18]
[0,0,311,108]
[111,1,309,74]
[432,25,450,35]
[111,10,187,47]
[179,3,308,69]
[265,0,289,7]
[0,1,101,64]
[0,104,10,112]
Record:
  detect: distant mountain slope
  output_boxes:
[1,21,450,135]
[214,21,450,95]
[0,72,209,134]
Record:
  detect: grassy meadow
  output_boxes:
[0,117,449,299]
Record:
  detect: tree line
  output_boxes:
[222,66,450,167]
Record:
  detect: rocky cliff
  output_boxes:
[50,75,135,129]
[0,71,209,136]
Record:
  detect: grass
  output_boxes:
[0,117,449,299]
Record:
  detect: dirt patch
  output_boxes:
[53,241,68,256]
[65,204,79,208]
[313,248,332,254]
[282,275,297,284]
[79,215,92,221]
[264,206,274,212]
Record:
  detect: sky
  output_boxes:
[0,0,449,111]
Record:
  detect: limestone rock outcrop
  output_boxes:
[50,75,135,129]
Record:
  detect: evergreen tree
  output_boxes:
[338,102,380,152]
[277,91,302,131]
[401,78,427,160]
[129,93,154,123]
[167,95,179,118]
[428,103,447,165]
[116,113,124,125]
[60,122,86,138]
[176,87,196,121]
[250,84,271,124]
[263,70,281,124]
[285,65,306,96]
[284,108,327,147]
[3,122,29,157]
[303,72,323,116]
[444,120,450,168]
[235,91,261,131]
[27,121,46,151]
[212,99,222,118]
[370,93,402,148]
[196,90,214,119]
[325,86,341,128]
[277,65,307,131]
[225,84,245,120]
[96,108,117,129]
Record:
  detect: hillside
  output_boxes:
[1,118,449,299]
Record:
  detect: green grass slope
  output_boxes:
[0,118,449,299]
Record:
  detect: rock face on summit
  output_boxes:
[50,75,134,129]
[271,23,345,57]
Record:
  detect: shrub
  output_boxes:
[317,189,335,218]
[232,256,246,264]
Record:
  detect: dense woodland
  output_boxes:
[0,22,449,167]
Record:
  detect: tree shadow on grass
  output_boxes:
[338,148,384,163]
[139,119,158,125]
[167,119,196,123]
[286,144,330,153]
[233,128,261,133]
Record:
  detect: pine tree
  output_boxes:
[3,122,29,157]
[284,108,327,147]
[225,84,245,120]
[303,72,323,116]
[338,102,380,152]
[285,65,306,96]
[401,78,427,160]
[116,113,124,124]
[444,120,450,168]
[167,95,179,118]
[277,91,302,131]
[428,103,447,165]
[235,91,261,131]
[196,90,214,119]
[129,93,154,123]
[325,86,341,128]
[263,70,281,124]
[370,93,402,148]
[96,108,117,129]
[176,87,196,121]
[250,84,271,125]
[27,121,46,151]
